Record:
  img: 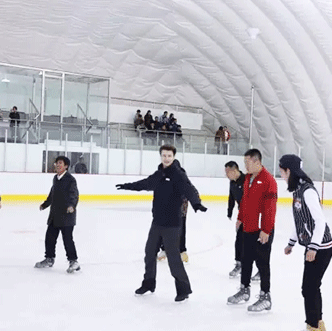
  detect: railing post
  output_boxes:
[25,131,29,172]
[65,133,68,156]
[89,135,93,174]
[123,137,127,174]
[4,129,7,172]
[14,122,17,144]
[139,138,143,175]
[182,141,185,166]
[107,135,110,175]
[45,132,49,173]
[273,145,277,177]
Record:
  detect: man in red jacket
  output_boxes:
[227,149,277,312]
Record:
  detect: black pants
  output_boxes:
[241,230,274,293]
[235,223,244,262]
[160,216,187,253]
[45,223,78,261]
[302,247,332,328]
[141,223,192,295]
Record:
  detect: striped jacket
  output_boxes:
[288,181,332,251]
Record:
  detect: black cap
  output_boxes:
[279,154,306,178]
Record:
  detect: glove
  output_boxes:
[116,184,125,190]
[193,203,207,213]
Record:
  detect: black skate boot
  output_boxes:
[247,291,271,312]
[67,260,80,273]
[135,279,156,295]
[35,257,54,268]
[227,284,250,304]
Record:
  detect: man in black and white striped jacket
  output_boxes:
[280,154,332,331]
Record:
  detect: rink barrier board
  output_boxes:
[2,194,332,206]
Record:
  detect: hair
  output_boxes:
[244,148,262,162]
[279,165,313,192]
[55,156,70,167]
[13,106,17,111]
[137,109,141,112]
[219,126,223,130]
[159,144,176,156]
[225,161,239,170]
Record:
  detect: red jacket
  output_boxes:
[238,167,277,234]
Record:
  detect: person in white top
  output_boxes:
[279,154,332,331]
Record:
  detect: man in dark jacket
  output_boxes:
[35,156,80,273]
[116,145,207,302]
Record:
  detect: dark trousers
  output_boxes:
[142,223,192,295]
[45,223,78,261]
[241,230,274,293]
[302,247,332,328]
[235,223,244,262]
[161,216,187,253]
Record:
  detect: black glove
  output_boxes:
[193,203,207,213]
[116,184,125,190]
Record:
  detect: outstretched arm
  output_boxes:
[116,171,160,192]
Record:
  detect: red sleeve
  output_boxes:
[261,176,278,234]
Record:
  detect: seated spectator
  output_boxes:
[134,109,141,129]
[154,116,162,131]
[144,110,153,130]
[169,118,179,132]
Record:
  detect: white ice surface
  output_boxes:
[0,201,331,331]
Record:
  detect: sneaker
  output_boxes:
[319,320,326,331]
[67,260,80,273]
[227,284,250,304]
[35,257,54,268]
[251,271,260,281]
[135,287,155,295]
[181,252,189,263]
[247,291,271,312]
[229,261,241,278]
[175,293,190,302]
[157,250,166,261]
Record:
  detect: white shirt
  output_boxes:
[57,170,67,180]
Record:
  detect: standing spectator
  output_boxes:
[144,110,153,130]
[115,145,207,302]
[9,106,20,140]
[74,155,88,174]
[35,156,80,273]
[214,126,223,154]
[227,149,277,312]
[280,154,332,331]
[160,111,169,126]
[221,126,231,155]
[134,114,144,131]
[134,110,142,129]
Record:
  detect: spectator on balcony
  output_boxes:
[160,111,169,126]
[9,106,20,140]
[134,110,142,129]
[154,116,162,131]
[215,126,223,154]
[144,110,154,130]
[222,126,231,155]
[74,156,88,174]
[134,114,144,130]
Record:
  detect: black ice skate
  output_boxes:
[175,293,190,302]
[35,258,54,268]
[135,287,155,295]
[247,291,271,312]
[227,284,250,304]
[67,260,80,273]
[229,261,241,278]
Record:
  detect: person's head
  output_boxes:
[163,111,168,116]
[147,110,151,115]
[244,149,262,174]
[173,118,177,123]
[55,156,70,175]
[12,106,17,112]
[224,126,227,129]
[79,155,85,163]
[279,154,312,192]
[225,161,240,181]
[137,109,141,113]
[159,145,176,168]
[219,126,223,130]
[170,113,174,118]
[155,116,159,121]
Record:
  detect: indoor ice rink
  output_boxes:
[1,1,332,331]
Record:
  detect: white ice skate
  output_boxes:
[157,250,166,261]
[67,260,80,273]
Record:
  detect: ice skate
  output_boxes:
[34,257,54,268]
[318,320,326,331]
[227,284,250,304]
[247,291,271,312]
[229,261,241,278]
[303,325,320,331]
[181,251,189,263]
[135,286,155,295]
[251,271,260,281]
[67,260,80,273]
[157,250,166,261]
[175,293,189,302]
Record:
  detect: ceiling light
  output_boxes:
[247,28,260,40]
[1,78,10,83]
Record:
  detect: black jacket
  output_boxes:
[227,172,245,218]
[121,160,201,227]
[9,111,20,127]
[41,172,79,227]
